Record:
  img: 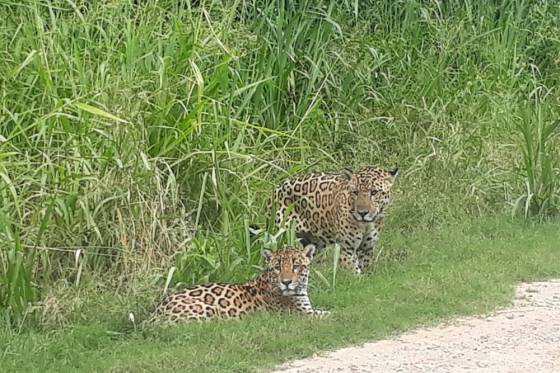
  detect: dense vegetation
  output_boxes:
[1,0,559,336]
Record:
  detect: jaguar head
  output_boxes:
[342,166,398,223]
[261,244,316,296]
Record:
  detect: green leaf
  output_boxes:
[73,102,129,124]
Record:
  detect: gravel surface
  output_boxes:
[273,280,560,373]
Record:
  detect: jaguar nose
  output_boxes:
[281,279,292,286]
[357,210,369,218]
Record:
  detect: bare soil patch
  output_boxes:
[274,280,560,373]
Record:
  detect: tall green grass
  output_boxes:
[1,0,560,328]
[513,97,560,217]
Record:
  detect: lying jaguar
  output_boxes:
[264,166,398,274]
[146,245,328,323]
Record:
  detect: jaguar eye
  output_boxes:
[293,265,300,272]
[351,190,359,196]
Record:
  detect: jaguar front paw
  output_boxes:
[313,309,331,317]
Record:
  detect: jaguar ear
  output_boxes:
[303,244,316,259]
[389,167,399,178]
[341,167,353,180]
[261,249,273,261]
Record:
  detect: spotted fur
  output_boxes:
[273,166,398,274]
[146,245,328,324]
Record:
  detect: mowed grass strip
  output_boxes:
[1,215,558,373]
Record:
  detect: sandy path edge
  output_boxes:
[272,280,560,373]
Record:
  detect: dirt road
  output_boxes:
[274,280,560,373]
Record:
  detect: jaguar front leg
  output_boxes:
[338,243,361,274]
[356,230,379,273]
[291,296,330,317]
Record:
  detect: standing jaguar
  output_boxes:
[270,166,398,274]
[146,245,328,324]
